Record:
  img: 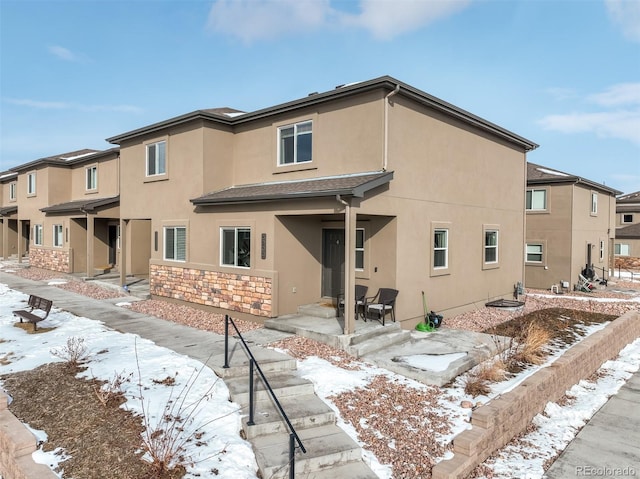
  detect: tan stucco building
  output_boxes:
[615,190,640,258]
[105,76,538,331]
[525,162,620,291]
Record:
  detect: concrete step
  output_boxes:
[347,329,412,358]
[303,460,380,479]
[241,394,335,439]
[252,424,364,479]
[297,303,338,319]
[226,373,315,404]
[210,347,297,379]
[348,320,404,345]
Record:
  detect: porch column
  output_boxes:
[343,199,356,335]
[1,219,6,259]
[119,219,128,287]
[86,214,95,277]
[17,220,25,263]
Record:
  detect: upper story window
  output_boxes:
[146,141,166,176]
[164,226,186,262]
[355,228,365,271]
[27,171,36,196]
[526,243,543,263]
[591,192,598,214]
[221,227,251,268]
[526,189,546,211]
[622,214,633,223]
[33,224,43,246]
[86,165,98,191]
[278,121,312,165]
[484,230,499,264]
[433,229,448,269]
[9,182,16,201]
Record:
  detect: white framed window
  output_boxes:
[526,189,546,211]
[146,141,166,176]
[355,228,365,271]
[278,120,312,165]
[27,172,36,195]
[615,243,629,256]
[86,165,97,190]
[9,182,16,201]
[622,214,633,224]
[221,227,251,268]
[164,226,186,261]
[599,240,605,261]
[433,229,448,269]
[33,224,43,246]
[591,192,598,214]
[53,224,63,247]
[526,243,543,263]
[484,230,499,264]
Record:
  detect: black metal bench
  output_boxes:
[13,295,53,331]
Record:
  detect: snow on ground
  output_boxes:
[1,278,639,479]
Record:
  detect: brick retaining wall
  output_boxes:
[29,247,71,273]
[150,264,273,317]
[0,391,58,479]
[432,309,640,479]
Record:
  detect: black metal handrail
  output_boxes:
[223,315,306,478]
[615,266,640,282]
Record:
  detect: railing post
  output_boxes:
[289,433,295,479]
[248,358,255,426]
[223,315,230,369]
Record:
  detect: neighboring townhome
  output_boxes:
[107,76,537,332]
[525,162,620,291]
[615,190,640,258]
[10,148,120,276]
[0,170,19,259]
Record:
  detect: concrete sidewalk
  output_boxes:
[545,368,640,479]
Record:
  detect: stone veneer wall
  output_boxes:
[0,391,58,479]
[29,247,71,273]
[150,264,273,317]
[432,309,640,479]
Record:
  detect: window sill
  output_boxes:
[144,175,169,183]
[273,164,317,176]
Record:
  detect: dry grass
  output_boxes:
[464,375,491,397]
[511,322,551,366]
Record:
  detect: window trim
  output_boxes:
[483,225,500,269]
[430,222,451,277]
[277,120,313,166]
[33,224,43,246]
[163,225,187,262]
[9,182,16,201]
[526,188,547,212]
[525,243,544,264]
[355,228,365,271]
[590,191,598,215]
[615,243,630,256]
[220,226,251,269]
[26,171,36,196]
[622,213,633,224]
[433,228,449,270]
[85,164,98,191]
[599,240,605,262]
[53,224,63,247]
[146,140,167,178]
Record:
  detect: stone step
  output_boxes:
[303,460,380,479]
[252,424,364,479]
[226,373,315,405]
[241,394,336,439]
[210,347,297,379]
[297,303,338,319]
[348,329,412,358]
[348,320,404,345]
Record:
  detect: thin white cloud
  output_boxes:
[48,45,78,61]
[5,98,143,114]
[605,0,640,42]
[539,83,640,145]
[206,0,471,42]
[588,83,640,107]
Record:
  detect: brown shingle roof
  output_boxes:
[617,191,640,204]
[527,162,622,195]
[616,223,640,238]
[0,206,17,216]
[40,195,119,214]
[191,171,393,206]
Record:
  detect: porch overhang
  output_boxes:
[0,206,17,217]
[190,171,393,206]
[40,195,120,215]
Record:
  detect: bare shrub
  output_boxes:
[511,322,550,366]
[50,337,89,368]
[94,370,133,407]
[475,359,507,383]
[464,375,490,397]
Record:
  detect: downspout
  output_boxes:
[383,84,401,171]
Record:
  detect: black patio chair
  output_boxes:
[338,284,368,320]
[364,288,399,326]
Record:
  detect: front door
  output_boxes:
[108,225,118,265]
[322,229,344,298]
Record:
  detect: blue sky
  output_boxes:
[1,0,639,193]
